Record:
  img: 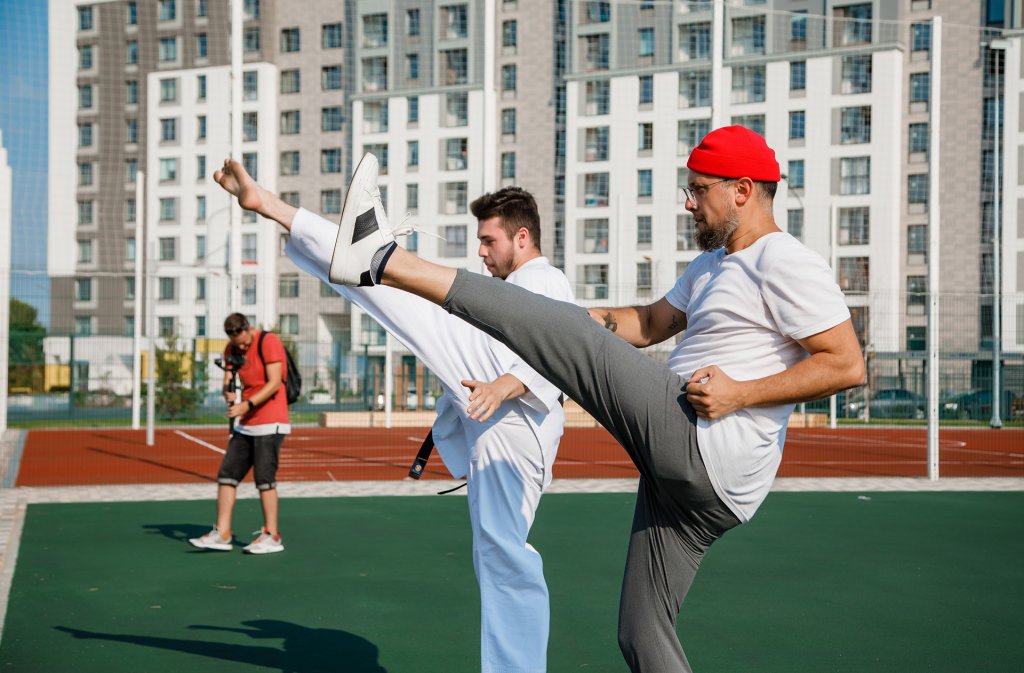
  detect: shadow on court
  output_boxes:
[142,522,213,543]
[55,620,386,673]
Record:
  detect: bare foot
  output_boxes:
[213,158,267,213]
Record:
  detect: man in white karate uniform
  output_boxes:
[214,154,574,673]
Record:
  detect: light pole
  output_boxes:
[989,39,1010,429]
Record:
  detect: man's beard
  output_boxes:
[695,212,739,251]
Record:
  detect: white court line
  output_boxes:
[174,430,225,455]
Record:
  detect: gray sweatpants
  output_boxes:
[443,269,741,673]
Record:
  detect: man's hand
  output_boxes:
[227,401,250,419]
[462,374,528,422]
[685,366,746,420]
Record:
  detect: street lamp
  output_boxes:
[988,38,1010,429]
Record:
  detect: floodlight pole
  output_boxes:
[927,18,943,479]
[988,38,1010,429]
[132,171,144,429]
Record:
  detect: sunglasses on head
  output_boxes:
[225,326,248,337]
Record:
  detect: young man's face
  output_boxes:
[227,326,255,352]
[477,215,524,279]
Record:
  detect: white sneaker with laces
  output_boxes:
[243,528,284,555]
[328,153,395,286]
[189,527,232,551]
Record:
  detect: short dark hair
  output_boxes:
[470,187,542,252]
[756,180,778,202]
[224,313,249,336]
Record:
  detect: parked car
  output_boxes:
[941,390,1018,420]
[848,388,927,419]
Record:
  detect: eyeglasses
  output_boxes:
[225,326,247,337]
[682,178,734,205]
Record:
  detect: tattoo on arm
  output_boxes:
[602,312,618,333]
[669,313,679,331]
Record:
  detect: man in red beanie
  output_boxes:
[323,127,865,672]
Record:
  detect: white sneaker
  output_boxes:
[189,527,233,551]
[328,153,395,286]
[243,528,284,554]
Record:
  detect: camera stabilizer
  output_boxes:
[214,352,246,433]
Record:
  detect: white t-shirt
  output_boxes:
[665,232,850,521]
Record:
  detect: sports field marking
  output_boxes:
[173,430,225,455]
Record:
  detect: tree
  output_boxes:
[8,299,45,391]
[156,336,202,420]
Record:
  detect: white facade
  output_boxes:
[1,130,11,428]
[1001,36,1024,352]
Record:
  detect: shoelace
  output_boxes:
[390,211,446,242]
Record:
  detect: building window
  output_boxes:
[278,314,299,336]
[75,316,94,336]
[638,75,654,105]
[78,162,93,187]
[157,237,176,262]
[582,219,609,254]
[676,213,696,250]
[159,197,177,221]
[195,277,207,301]
[841,55,872,94]
[908,174,929,206]
[787,160,805,189]
[242,275,257,305]
[322,65,342,90]
[241,71,258,101]
[78,123,93,147]
[280,70,300,94]
[160,78,178,102]
[680,21,711,60]
[77,239,93,264]
[637,169,653,198]
[790,10,807,43]
[502,64,517,92]
[584,2,611,24]
[440,225,468,257]
[787,209,804,240]
[789,110,805,140]
[78,6,93,30]
[78,200,94,225]
[637,261,652,291]
[125,277,135,301]
[637,216,652,247]
[281,27,300,52]
[280,151,300,176]
[498,110,516,139]
[243,111,258,141]
[196,33,208,58]
[197,115,207,140]
[364,100,389,133]
[441,49,468,86]
[126,158,138,183]
[839,207,869,245]
[407,53,419,80]
[585,80,611,115]
[363,57,388,91]
[407,140,419,167]
[910,72,930,104]
[159,158,178,183]
[158,36,178,62]
[75,278,92,302]
[78,85,93,110]
[584,127,609,161]
[909,122,929,154]
[321,149,342,174]
[242,234,258,263]
[126,80,138,105]
[678,119,710,155]
[323,22,343,49]
[911,22,931,52]
[908,224,927,260]
[280,110,300,135]
[731,114,765,136]
[838,257,870,293]
[840,106,871,144]
[158,0,176,22]
[580,264,609,300]
[790,61,806,91]
[834,3,872,47]
[160,118,178,142]
[839,157,870,195]
[197,75,207,100]
[731,65,766,103]
[321,189,341,214]
[322,106,342,132]
[126,40,138,65]
[445,138,468,170]
[408,96,420,124]
[125,199,136,223]
[244,27,260,53]
[639,28,655,57]
[731,15,765,55]
[79,45,94,70]
[364,13,388,47]
[583,173,610,207]
[243,0,258,19]
[194,234,206,260]
[442,183,468,215]
[406,184,419,213]
[442,4,468,39]
[158,277,177,301]
[582,33,610,71]
[638,122,654,151]
[503,20,517,49]
[501,152,516,180]
[445,92,469,127]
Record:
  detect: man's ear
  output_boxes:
[733,177,755,206]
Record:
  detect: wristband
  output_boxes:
[247,399,255,412]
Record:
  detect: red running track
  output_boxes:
[15,425,1024,487]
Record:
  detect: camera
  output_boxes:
[214,352,246,372]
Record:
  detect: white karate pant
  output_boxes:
[286,209,551,673]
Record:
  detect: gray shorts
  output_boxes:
[217,433,284,490]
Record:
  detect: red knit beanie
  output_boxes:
[686,125,781,182]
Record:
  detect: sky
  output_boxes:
[0,0,50,326]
